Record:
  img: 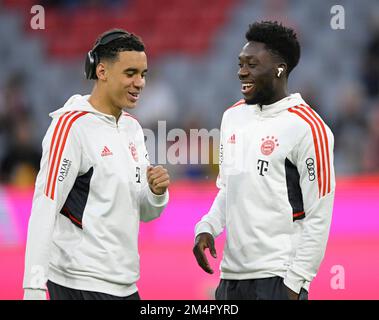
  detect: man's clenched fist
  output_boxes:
[147,165,170,195]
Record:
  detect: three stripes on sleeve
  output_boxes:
[44,111,88,200]
[288,104,331,198]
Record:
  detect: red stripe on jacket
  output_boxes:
[294,105,327,197]
[301,104,331,195]
[288,106,322,198]
[226,99,245,111]
[45,111,88,200]
[45,112,77,197]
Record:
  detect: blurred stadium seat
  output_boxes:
[6,0,234,59]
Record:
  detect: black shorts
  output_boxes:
[47,280,141,300]
[215,276,309,300]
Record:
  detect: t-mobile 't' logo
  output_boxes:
[257,159,269,176]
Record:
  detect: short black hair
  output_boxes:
[245,21,300,76]
[95,28,145,63]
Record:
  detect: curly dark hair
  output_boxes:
[95,28,145,63]
[245,21,300,77]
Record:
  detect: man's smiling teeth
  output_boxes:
[241,83,254,94]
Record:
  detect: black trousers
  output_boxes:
[215,277,309,300]
[47,280,141,300]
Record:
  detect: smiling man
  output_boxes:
[23,29,170,300]
[193,21,335,300]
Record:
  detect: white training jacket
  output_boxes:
[195,93,335,294]
[23,94,169,297]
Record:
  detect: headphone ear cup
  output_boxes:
[91,51,99,80]
[85,50,98,80]
[85,51,93,79]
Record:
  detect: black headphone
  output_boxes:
[84,29,130,80]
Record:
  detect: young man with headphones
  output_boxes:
[193,21,335,300]
[23,29,170,300]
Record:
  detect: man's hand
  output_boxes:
[147,165,170,195]
[193,233,217,274]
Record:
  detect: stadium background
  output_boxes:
[0,0,379,299]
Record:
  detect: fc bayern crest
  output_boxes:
[129,142,139,162]
[260,136,279,156]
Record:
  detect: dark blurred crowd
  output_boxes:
[0,72,41,188]
[360,22,379,172]
[330,20,379,174]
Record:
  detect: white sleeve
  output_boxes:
[194,116,227,238]
[284,124,336,294]
[23,288,47,300]
[137,125,169,222]
[23,118,82,290]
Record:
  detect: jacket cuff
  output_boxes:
[194,222,214,238]
[24,288,47,300]
[284,269,311,294]
[147,188,169,207]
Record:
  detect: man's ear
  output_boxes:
[96,62,107,81]
[276,63,287,78]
